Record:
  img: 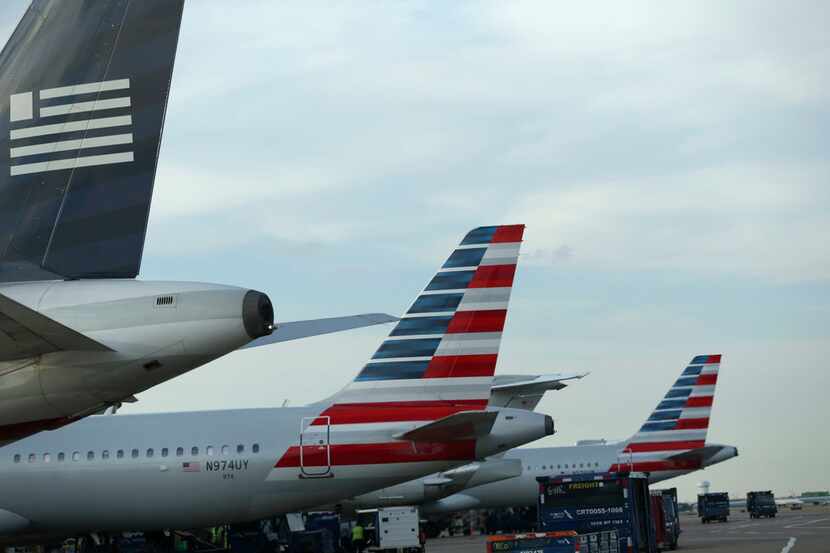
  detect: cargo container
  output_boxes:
[537,472,657,553]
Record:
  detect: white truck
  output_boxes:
[365,506,423,552]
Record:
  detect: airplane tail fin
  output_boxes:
[0,0,184,282]
[324,225,525,423]
[613,355,722,472]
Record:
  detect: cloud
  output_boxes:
[506,161,829,280]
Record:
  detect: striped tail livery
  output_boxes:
[270,225,554,483]
[611,354,722,476]
[330,224,526,413]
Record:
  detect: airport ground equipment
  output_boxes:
[747,491,777,518]
[697,492,730,523]
[537,472,657,553]
[659,488,680,549]
[359,506,422,552]
[649,489,679,550]
[486,531,579,553]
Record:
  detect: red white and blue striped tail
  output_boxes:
[326,225,525,422]
[615,354,722,471]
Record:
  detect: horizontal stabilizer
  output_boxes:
[0,293,112,361]
[424,457,523,490]
[241,313,398,348]
[667,445,724,463]
[394,411,498,442]
[489,372,588,410]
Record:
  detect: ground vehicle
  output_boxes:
[747,491,778,519]
[537,472,657,553]
[486,532,579,553]
[359,507,422,552]
[650,489,679,550]
[697,493,730,523]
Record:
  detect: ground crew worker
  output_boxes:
[351,522,365,553]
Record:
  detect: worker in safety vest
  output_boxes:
[351,523,365,553]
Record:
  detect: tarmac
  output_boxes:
[425,505,830,553]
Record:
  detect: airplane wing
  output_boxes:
[394,411,498,442]
[0,292,112,362]
[489,372,589,410]
[241,313,398,347]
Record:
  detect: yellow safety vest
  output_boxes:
[352,525,365,541]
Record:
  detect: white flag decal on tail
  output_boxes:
[8,79,134,176]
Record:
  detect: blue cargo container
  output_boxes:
[536,472,657,553]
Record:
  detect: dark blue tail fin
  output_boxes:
[0,0,184,282]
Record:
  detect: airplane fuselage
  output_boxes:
[0,404,550,540]
[418,443,739,513]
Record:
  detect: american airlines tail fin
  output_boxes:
[0,0,184,282]
[612,354,722,472]
[323,225,525,422]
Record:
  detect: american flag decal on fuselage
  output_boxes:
[8,79,134,176]
[182,461,201,472]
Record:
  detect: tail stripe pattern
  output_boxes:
[322,225,524,422]
[610,354,721,473]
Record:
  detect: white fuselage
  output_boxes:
[0,280,271,444]
[0,404,550,541]
[417,443,738,513]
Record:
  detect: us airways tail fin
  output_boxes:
[323,225,525,423]
[0,0,184,282]
[612,354,722,472]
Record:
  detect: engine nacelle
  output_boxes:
[0,280,274,431]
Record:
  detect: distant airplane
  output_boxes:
[0,224,555,543]
[730,495,830,508]
[0,0,395,446]
[345,355,738,514]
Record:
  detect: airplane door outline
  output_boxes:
[299,415,332,477]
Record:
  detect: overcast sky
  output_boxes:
[3,1,828,502]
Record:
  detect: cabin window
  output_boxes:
[117,450,124,459]
[58,452,65,462]
[27,453,36,463]
[252,443,260,454]
[161,448,169,458]
[191,446,199,456]
[13,454,20,463]
[206,446,214,456]
[237,444,245,454]
[72,451,80,461]
[221,445,230,456]
[177,447,184,457]
[87,451,94,461]
[131,449,139,459]
[146,448,154,458]
[43,453,51,463]
[102,450,110,460]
